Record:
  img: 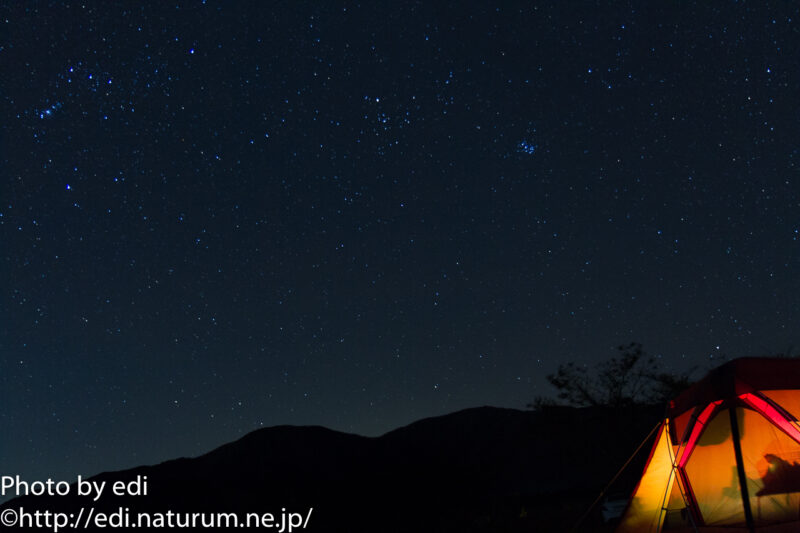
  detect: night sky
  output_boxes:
[3,1,800,488]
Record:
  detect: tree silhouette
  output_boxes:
[530,342,694,409]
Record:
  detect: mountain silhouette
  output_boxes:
[1,405,659,532]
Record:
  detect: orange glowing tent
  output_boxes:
[617,358,800,532]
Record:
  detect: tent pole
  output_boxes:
[729,407,755,533]
[672,403,721,531]
[568,421,661,533]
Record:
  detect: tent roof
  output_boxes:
[668,357,800,417]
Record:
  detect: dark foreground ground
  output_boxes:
[1,405,661,532]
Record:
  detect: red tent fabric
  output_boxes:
[668,358,800,418]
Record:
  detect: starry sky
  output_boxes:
[2,1,800,488]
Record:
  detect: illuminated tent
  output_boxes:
[617,358,800,532]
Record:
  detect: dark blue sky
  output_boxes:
[2,1,799,487]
